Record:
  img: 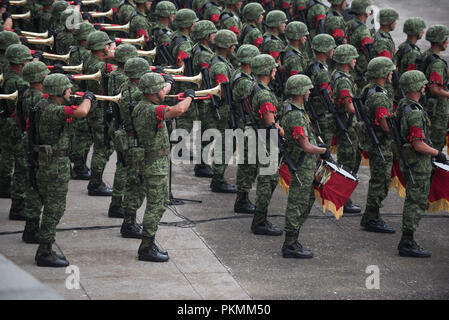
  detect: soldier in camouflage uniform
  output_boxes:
[134,72,194,262]
[239,2,264,50]
[326,0,348,46]
[280,74,329,259]
[0,31,20,74]
[151,1,175,66]
[129,0,153,50]
[219,0,243,37]
[396,18,426,76]
[84,31,117,196]
[346,0,374,93]
[249,54,283,237]
[304,34,335,147]
[422,25,449,152]
[106,43,138,218]
[260,10,287,61]
[21,61,50,243]
[118,0,136,25]
[331,44,361,214]
[397,70,448,257]
[305,0,327,38]
[49,1,69,37]
[33,73,95,267]
[55,8,83,55]
[2,44,32,220]
[281,21,308,80]
[359,57,396,233]
[195,0,222,28]
[232,44,260,213]
[69,22,95,181]
[38,0,54,34]
[373,8,398,60]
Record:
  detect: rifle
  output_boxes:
[240,96,268,157]
[222,81,237,130]
[158,43,176,66]
[317,17,326,35]
[386,116,415,185]
[16,90,26,137]
[274,67,285,100]
[353,96,385,161]
[28,94,38,191]
[297,8,315,58]
[200,66,221,121]
[183,56,199,118]
[392,69,406,101]
[319,87,352,145]
[102,64,112,149]
[128,86,139,147]
[111,74,126,166]
[306,94,321,135]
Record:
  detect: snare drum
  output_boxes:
[313,160,359,219]
[428,162,449,213]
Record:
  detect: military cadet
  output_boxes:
[396,70,449,257]
[396,18,426,76]
[84,31,117,196]
[208,29,238,193]
[280,74,329,259]
[331,44,362,214]
[304,34,335,147]
[219,0,243,37]
[325,0,348,46]
[372,8,399,60]
[69,22,95,181]
[359,57,396,233]
[21,61,50,243]
[281,21,308,79]
[107,44,138,219]
[191,20,217,178]
[34,73,95,267]
[0,31,20,74]
[49,1,69,36]
[421,25,449,152]
[117,0,136,25]
[118,57,153,239]
[129,0,153,50]
[195,0,222,28]
[151,1,176,66]
[346,0,374,93]
[133,72,194,262]
[2,44,32,220]
[239,2,264,50]
[249,54,283,237]
[55,8,83,55]
[38,0,55,34]
[232,44,260,214]
[260,10,288,60]
[305,0,327,38]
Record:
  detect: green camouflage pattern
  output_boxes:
[240,22,263,48]
[366,57,395,79]
[23,61,50,84]
[73,22,96,41]
[403,17,426,36]
[399,70,428,93]
[154,1,177,17]
[174,8,198,29]
[372,30,396,59]
[306,0,327,37]
[425,24,449,44]
[266,10,287,29]
[333,44,359,65]
[192,20,217,41]
[55,29,76,55]
[87,31,112,51]
[0,31,20,51]
[5,44,33,64]
[242,2,264,22]
[285,74,313,96]
[378,8,399,26]
[114,43,138,64]
[286,21,309,40]
[395,39,422,75]
[349,0,372,15]
[118,0,136,25]
[312,34,336,54]
[214,29,238,49]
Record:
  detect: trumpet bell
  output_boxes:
[162,65,184,75]
[11,11,31,20]
[100,22,130,33]
[89,9,114,20]
[137,48,157,59]
[116,35,145,49]
[42,52,70,64]
[71,70,102,84]
[10,0,27,6]
[27,35,54,50]
[194,83,222,98]
[22,30,49,38]
[62,63,83,74]
[0,90,19,103]
[173,73,202,88]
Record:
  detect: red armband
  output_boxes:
[374,107,391,126]
[254,37,263,48]
[281,2,290,9]
[408,126,424,144]
[315,15,326,28]
[43,94,49,99]
[269,51,279,60]
[229,26,239,36]
[332,28,345,40]
[137,29,149,42]
[297,6,305,12]
[200,62,210,70]
[211,14,219,23]
[177,51,189,63]
[406,64,416,71]
[156,105,169,128]
[290,70,300,76]
[361,37,373,51]
[258,102,276,118]
[378,50,392,59]
[64,105,77,116]
[292,126,305,143]
[429,71,443,87]
[337,89,352,107]
[320,82,332,95]
[215,73,228,85]
[105,63,115,73]
[112,8,117,13]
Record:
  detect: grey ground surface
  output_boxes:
[0,0,448,300]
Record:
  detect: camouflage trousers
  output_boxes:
[236,127,258,193]
[142,173,169,238]
[70,118,92,169]
[8,126,28,201]
[89,124,114,185]
[0,119,13,189]
[364,144,393,218]
[284,166,316,233]
[401,161,432,233]
[315,114,334,147]
[426,97,449,151]
[122,159,145,224]
[336,125,361,175]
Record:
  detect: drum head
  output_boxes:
[433,161,449,171]
[325,161,358,181]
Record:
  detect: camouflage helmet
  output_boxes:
[328,0,345,4]
[236,44,259,64]
[400,70,428,93]
[51,1,69,19]
[285,21,309,40]
[266,10,287,29]
[87,31,112,51]
[114,44,138,64]
[403,17,426,36]
[23,61,50,83]
[139,72,166,95]
[426,24,449,44]
[366,57,395,78]
[155,1,177,17]
[192,20,217,41]
[333,44,359,64]
[312,34,336,53]
[43,73,72,96]
[174,9,198,29]
[242,2,265,21]
[5,44,32,64]
[349,0,372,15]
[224,0,242,5]
[0,31,20,51]
[378,8,399,25]
[60,8,83,30]
[73,22,95,41]
[285,74,313,96]
[214,29,238,48]
[134,0,148,3]
[38,0,54,6]
[124,57,150,79]
[251,54,278,76]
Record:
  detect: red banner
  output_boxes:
[428,166,449,213]
[389,159,406,198]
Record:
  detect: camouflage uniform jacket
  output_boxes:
[231,68,256,126]
[373,30,396,60]
[219,8,242,36]
[306,0,327,37]
[129,10,151,42]
[69,45,90,93]
[2,69,30,118]
[347,18,373,75]
[22,87,43,120]
[325,8,346,45]
[281,44,306,78]
[0,53,8,75]
[118,0,136,25]
[422,49,449,101]
[250,79,281,129]
[209,53,234,120]
[331,69,356,125]
[240,22,264,49]
[304,57,331,115]
[192,43,214,75]
[395,40,422,75]
[151,22,173,47]
[118,80,143,134]
[169,30,194,65]
[261,31,286,62]
[55,30,76,55]
[39,7,53,33]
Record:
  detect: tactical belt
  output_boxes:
[145,148,170,159]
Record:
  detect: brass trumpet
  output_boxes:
[115,35,145,49]
[137,48,157,59]
[47,63,83,74]
[0,91,19,104]
[26,36,54,50]
[11,11,31,21]
[68,0,102,5]
[71,70,102,84]
[173,73,202,88]
[97,22,129,33]
[71,92,121,103]
[22,31,49,38]
[10,0,27,6]
[150,65,184,75]
[0,73,3,87]
[86,9,114,20]
[166,83,222,100]
[40,52,71,64]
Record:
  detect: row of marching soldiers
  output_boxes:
[0,0,448,267]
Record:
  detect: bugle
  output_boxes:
[71,91,121,103]
[173,73,202,88]
[21,30,49,38]
[70,70,102,84]
[10,0,27,6]
[34,51,70,64]
[150,65,184,75]
[0,73,3,87]
[11,11,31,21]
[166,83,222,100]
[115,35,145,49]
[47,63,83,74]
[0,91,19,104]
[85,9,114,20]
[26,36,54,50]
[68,0,102,5]
[96,22,129,33]
[137,48,156,59]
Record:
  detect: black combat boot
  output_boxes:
[72,163,91,180]
[35,243,69,267]
[0,178,11,198]
[234,192,255,214]
[22,218,40,244]
[9,198,26,221]
[108,196,125,218]
[120,217,142,239]
[343,198,361,213]
[360,208,395,233]
[282,231,313,259]
[210,179,237,193]
[251,210,283,236]
[88,172,113,196]
[398,231,431,258]
[194,163,213,178]
[138,236,169,262]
